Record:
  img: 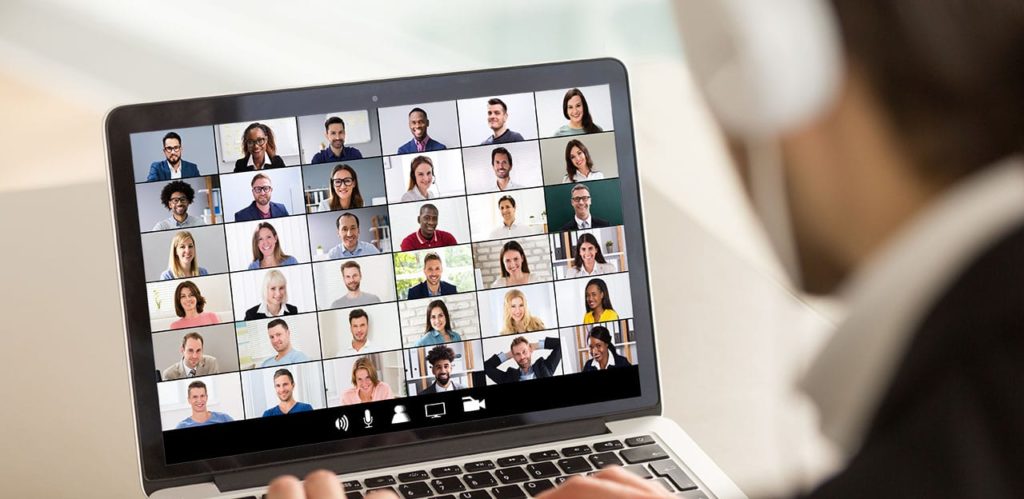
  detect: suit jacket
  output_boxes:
[484,337,561,384]
[559,216,610,231]
[147,159,200,181]
[419,380,461,394]
[804,224,1024,498]
[582,351,632,372]
[233,155,286,172]
[244,303,298,321]
[407,281,457,300]
[234,201,289,222]
[162,355,219,380]
[398,138,446,154]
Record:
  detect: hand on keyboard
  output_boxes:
[267,470,399,499]
[536,466,673,498]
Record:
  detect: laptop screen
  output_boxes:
[108,60,657,475]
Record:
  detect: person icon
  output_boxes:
[391,405,410,424]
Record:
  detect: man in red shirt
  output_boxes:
[400,203,457,251]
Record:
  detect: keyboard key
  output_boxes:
[464,460,496,472]
[492,484,526,499]
[346,492,362,499]
[495,466,530,484]
[458,492,492,499]
[528,450,560,462]
[397,482,432,498]
[651,477,675,493]
[678,490,710,499]
[496,455,528,467]
[432,465,463,477]
[588,452,624,468]
[621,444,669,464]
[649,459,698,491]
[342,480,362,491]
[560,445,592,457]
[625,435,657,447]
[592,439,624,452]
[553,476,573,486]
[464,471,498,489]
[432,477,467,494]
[397,470,429,483]
[434,496,455,499]
[623,464,652,479]
[523,479,554,496]
[364,475,396,488]
[525,462,559,479]
[368,487,396,496]
[556,456,592,475]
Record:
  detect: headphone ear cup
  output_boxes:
[676,0,842,138]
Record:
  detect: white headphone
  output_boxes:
[675,0,842,139]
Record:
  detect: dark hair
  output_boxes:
[187,380,207,395]
[160,180,195,208]
[510,336,530,349]
[499,240,531,277]
[572,233,609,270]
[423,252,442,266]
[273,368,294,384]
[348,308,368,324]
[241,122,277,156]
[562,88,602,133]
[162,132,182,146]
[328,164,364,210]
[173,281,206,317]
[497,195,516,209]
[419,203,438,216]
[424,299,453,334]
[267,318,289,331]
[564,139,594,180]
[487,98,507,112]
[341,260,362,273]
[830,0,1024,180]
[324,116,346,131]
[336,212,360,229]
[584,278,614,315]
[409,107,428,119]
[426,344,456,366]
[407,156,434,191]
[491,146,513,166]
[588,325,615,352]
[181,331,204,347]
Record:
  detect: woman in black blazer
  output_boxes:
[582,325,631,371]
[234,122,287,172]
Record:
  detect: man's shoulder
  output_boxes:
[441,281,458,293]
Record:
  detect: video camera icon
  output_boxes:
[462,396,486,412]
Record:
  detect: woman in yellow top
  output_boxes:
[582,278,618,324]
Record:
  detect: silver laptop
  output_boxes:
[105,58,744,498]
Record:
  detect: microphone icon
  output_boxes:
[362,409,374,428]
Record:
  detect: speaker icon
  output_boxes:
[335,415,349,432]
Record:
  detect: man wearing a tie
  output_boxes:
[162,332,220,381]
[560,183,610,231]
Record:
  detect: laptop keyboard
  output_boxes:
[323,434,710,499]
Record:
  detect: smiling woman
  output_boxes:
[248,222,298,270]
[244,269,298,320]
[161,230,208,280]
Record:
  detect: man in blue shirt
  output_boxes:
[327,212,380,259]
[262,369,314,417]
[147,132,201,181]
[397,108,447,154]
[407,252,457,299]
[235,173,290,222]
[175,380,234,429]
[261,319,310,367]
[481,98,525,145]
[311,117,363,163]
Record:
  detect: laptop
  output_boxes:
[105,58,745,498]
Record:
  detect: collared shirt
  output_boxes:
[432,380,461,392]
[565,261,617,278]
[170,164,182,179]
[496,352,537,381]
[592,351,617,370]
[400,229,458,251]
[488,220,536,240]
[311,146,363,164]
[414,135,431,152]
[180,358,198,378]
[260,348,309,367]
[247,153,273,169]
[255,301,291,318]
[340,338,377,357]
[400,187,435,202]
[800,159,1024,458]
[414,329,462,347]
[574,215,594,229]
[563,170,606,183]
[152,213,203,231]
[327,240,380,259]
[496,179,526,191]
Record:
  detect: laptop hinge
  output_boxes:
[213,417,609,493]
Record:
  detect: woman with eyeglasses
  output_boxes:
[318,164,364,212]
[234,122,287,172]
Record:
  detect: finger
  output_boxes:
[266,475,305,499]
[536,473,669,498]
[302,470,344,498]
[364,488,401,498]
[592,466,673,495]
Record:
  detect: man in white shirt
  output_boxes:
[487,195,538,239]
[338,308,376,356]
[490,147,524,192]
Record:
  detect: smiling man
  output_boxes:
[488,195,535,239]
[327,213,380,259]
[559,183,609,231]
[339,308,376,356]
[490,146,524,192]
[406,252,457,299]
[400,203,458,251]
[235,173,289,222]
[481,98,524,145]
[484,335,561,384]
[262,369,313,417]
[398,108,447,154]
[311,117,363,164]
[330,261,381,308]
[147,132,200,181]
[153,180,204,231]
[162,332,219,381]
[175,380,233,429]
[421,344,461,394]
[260,319,309,368]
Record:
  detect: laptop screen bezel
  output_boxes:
[105,58,662,485]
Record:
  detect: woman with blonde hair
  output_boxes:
[248,222,298,270]
[500,289,546,334]
[161,231,208,280]
[318,163,364,212]
[244,269,298,320]
[340,356,394,404]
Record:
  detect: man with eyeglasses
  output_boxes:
[311,117,363,164]
[235,173,290,222]
[153,180,205,231]
[559,183,608,231]
[146,132,200,181]
[327,212,380,259]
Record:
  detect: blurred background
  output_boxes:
[0,0,840,496]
